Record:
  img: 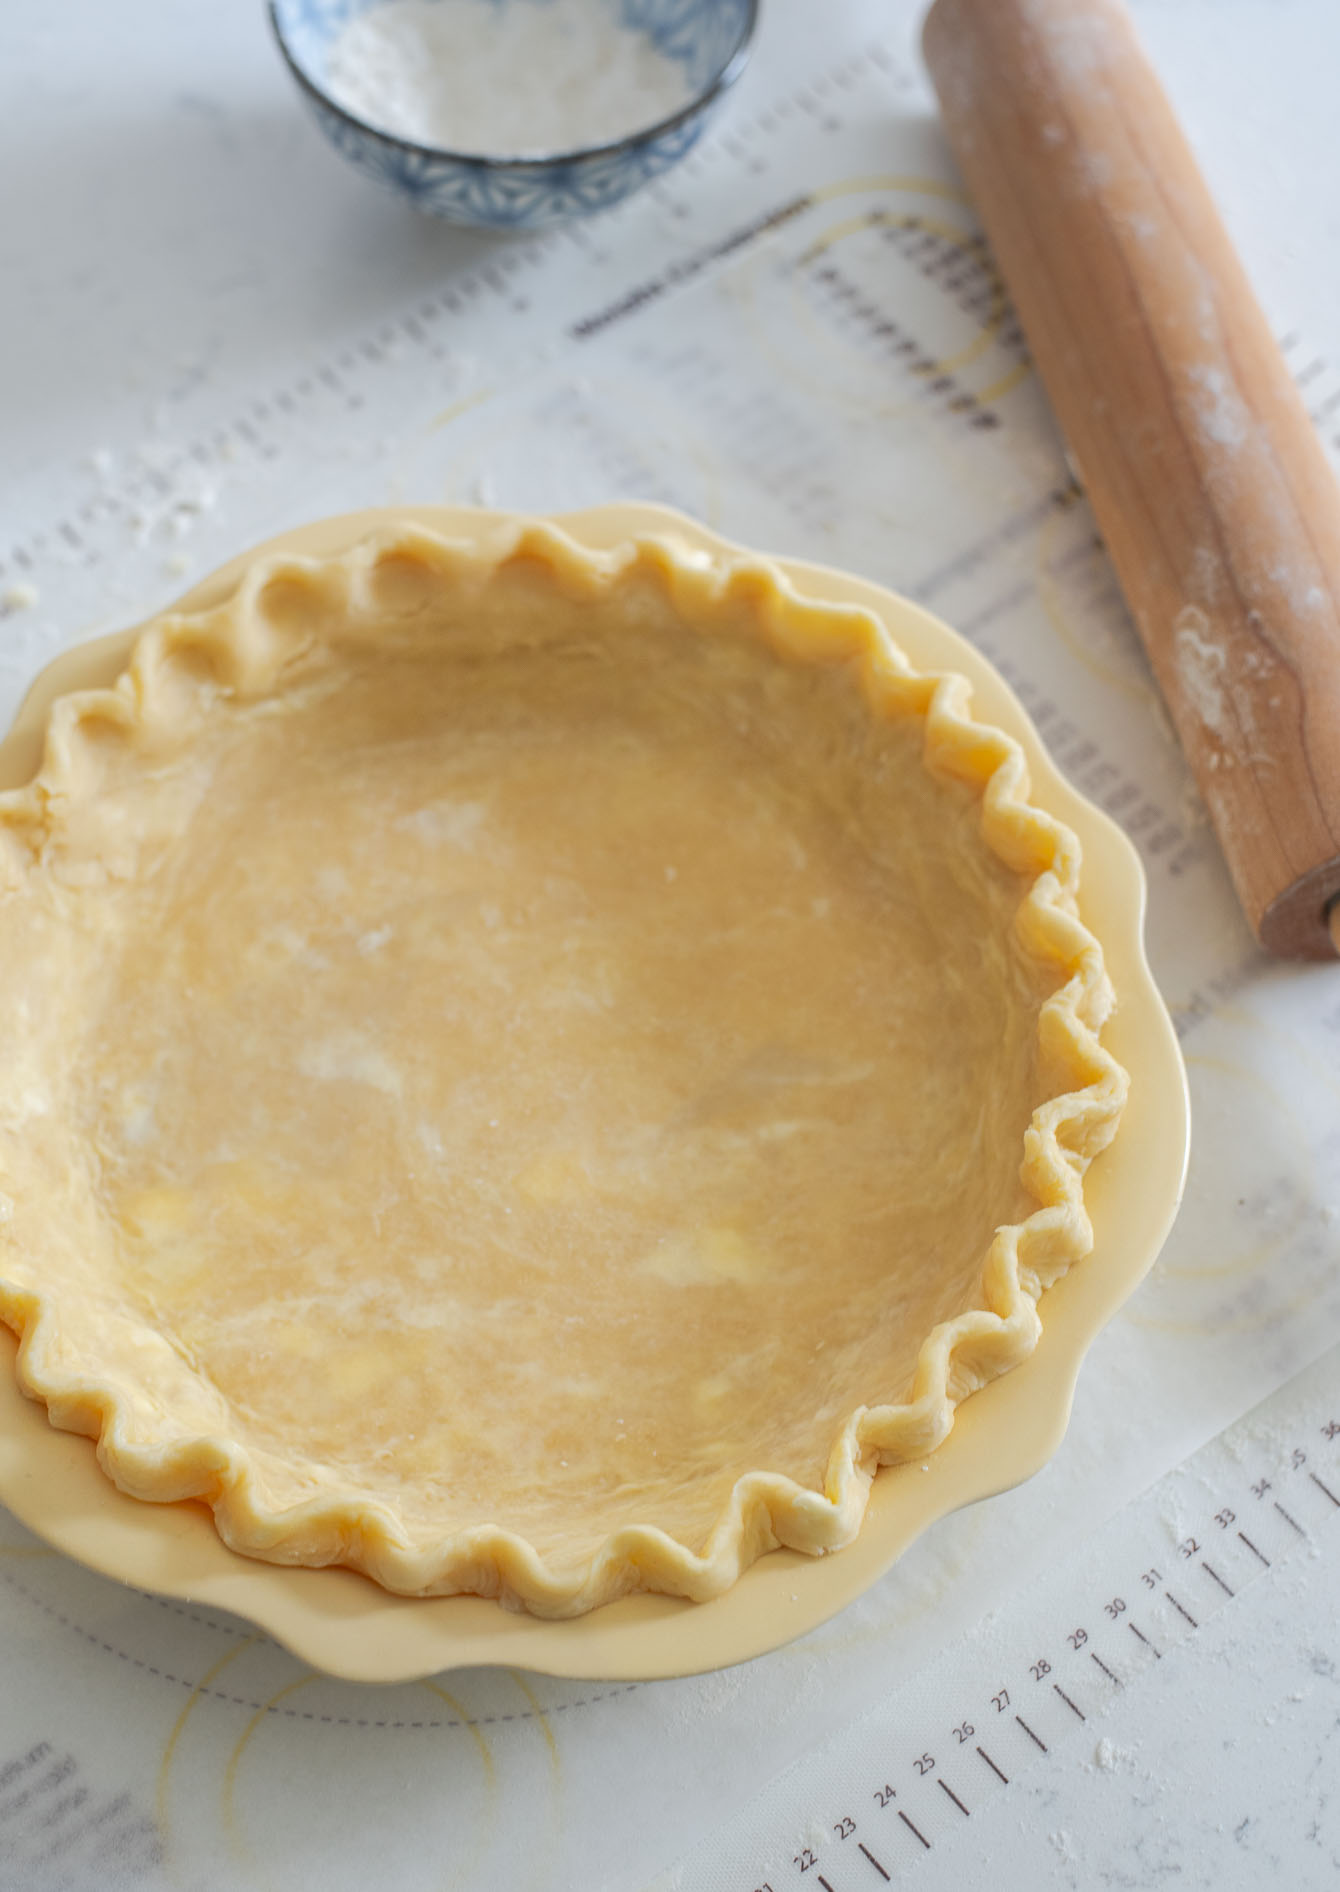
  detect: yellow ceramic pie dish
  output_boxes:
[0,504,1187,1677]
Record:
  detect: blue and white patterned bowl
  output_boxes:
[269,0,757,229]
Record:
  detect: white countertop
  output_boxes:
[1,4,1338,1888]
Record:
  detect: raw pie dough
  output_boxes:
[0,521,1127,1616]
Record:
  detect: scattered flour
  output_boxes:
[357,925,395,956]
[298,1031,403,1097]
[1172,605,1228,737]
[323,0,695,157]
[1187,362,1251,451]
[1,581,39,613]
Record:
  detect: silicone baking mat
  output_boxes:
[2,33,1338,1892]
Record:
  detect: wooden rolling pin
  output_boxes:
[923,0,1340,958]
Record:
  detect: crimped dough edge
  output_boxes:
[0,518,1129,1617]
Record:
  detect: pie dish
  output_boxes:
[0,510,1128,1620]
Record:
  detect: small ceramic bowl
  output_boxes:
[268,0,757,229]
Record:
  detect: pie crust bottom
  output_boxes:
[0,523,1127,1615]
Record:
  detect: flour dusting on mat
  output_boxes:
[324,0,695,157]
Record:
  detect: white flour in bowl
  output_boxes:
[323,0,696,157]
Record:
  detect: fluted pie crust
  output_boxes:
[0,520,1126,1617]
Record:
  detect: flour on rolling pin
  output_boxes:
[924,0,1340,957]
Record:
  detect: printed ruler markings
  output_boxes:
[798,250,1003,434]
[1164,1592,1200,1630]
[721,1385,1338,1892]
[569,194,814,342]
[1309,1472,1340,1507]
[897,1810,931,1850]
[1051,1685,1085,1722]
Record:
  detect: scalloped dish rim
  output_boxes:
[0,504,1188,1680]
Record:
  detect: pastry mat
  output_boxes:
[656,1342,1340,1891]
[1,34,1338,1892]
